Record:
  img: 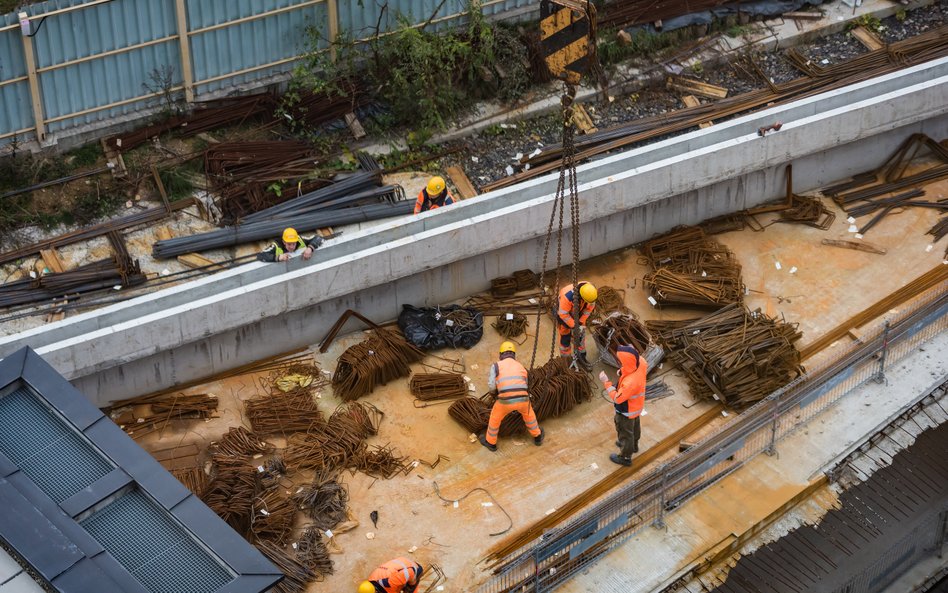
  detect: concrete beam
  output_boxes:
[2,57,947,405]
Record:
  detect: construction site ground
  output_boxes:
[127,168,948,592]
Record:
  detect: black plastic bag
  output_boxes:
[397,305,484,350]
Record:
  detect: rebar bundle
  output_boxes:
[512,269,540,291]
[202,458,258,535]
[592,312,652,368]
[111,392,218,439]
[255,540,318,593]
[490,276,518,297]
[776,194,836,229]
[463,290,551,316]
[332,329,425,401]
[294,469,349,530]
[410,373,468,402]
[246,387,325,436]
[295,527,334,580]
[641,226,744,308]
[590,286,632,321]
[448,397,492,433]
[250,489,296,545]
[648,304,803,409]
[0,257,147,309]
[491,312,529,339]
[350,445,410,479]
[282,403,382,473]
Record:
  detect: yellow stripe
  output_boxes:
[540,8,574,40]
[546,36,589,73]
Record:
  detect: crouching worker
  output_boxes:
[598,345,647,466]
[358,557,423,593]
[479,341,544,451]
[258,227,321,262]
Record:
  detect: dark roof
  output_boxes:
[0,347,283,593]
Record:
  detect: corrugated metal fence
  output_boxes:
[0,0,537,147]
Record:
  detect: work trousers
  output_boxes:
[486,398,541,445]
[557,323,586,356]
[614,413,641,459]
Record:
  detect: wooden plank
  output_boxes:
[317,228,334,238]
[446,165,478,200]
[851,26,883,51]
[40,248,66,273]
[155,226,173,241]
[667,76,728,100]
[99,137,127,177]
[151,165,172,214]
[344,112,366,139]
[572,104,598,135]
[681,95,713,128]
[177,253,222,270]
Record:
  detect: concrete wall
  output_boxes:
[2,57,947,405]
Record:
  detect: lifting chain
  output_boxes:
[530,83,583,371]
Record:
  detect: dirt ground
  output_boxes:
[127,169,948,592]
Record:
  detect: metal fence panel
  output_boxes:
[0,20,31,141]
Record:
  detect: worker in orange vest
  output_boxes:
[598,345,647,466]
[414,176,455,214]
[556,281,598,371]
[358,557,424,593]
[479,341,544,451]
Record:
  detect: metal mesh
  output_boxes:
[81,489,232,593]
[0,386,112,502]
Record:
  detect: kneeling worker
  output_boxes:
[358,557,424,593]
[258,227,321,262]
[414,176,455,214]
[598,345,647,466]
[479,341,544,451]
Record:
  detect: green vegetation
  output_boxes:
[283,1,532,136]
[895,9,907,22]
[597,28,682,66]
[847,13,883,33]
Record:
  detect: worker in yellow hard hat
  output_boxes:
[556,281,598,371]
[257,227,321,262]
[359,557,423,593]
[479,341,544,451]
[413,176,455,214]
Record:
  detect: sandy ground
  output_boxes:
[123,171,948,592]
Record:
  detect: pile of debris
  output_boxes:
[647,303,803,409]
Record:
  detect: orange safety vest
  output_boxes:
[414,188,455,214]
[557,283,595,329]
[494,357,530,403]
[606,350,647,418]
[368,557,422,593]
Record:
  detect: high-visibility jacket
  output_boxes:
[368,557,423,593]
[490,356,530,403]
[414,188,455,214]
[257,235,319,262]
[604,349,647,418]
[557,283,595,329]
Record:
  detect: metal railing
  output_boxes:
[478,283,948,593]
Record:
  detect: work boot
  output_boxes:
[615,440,622,448]
[534,428,545,446]
[609,453,632,467]
[577,352,593,372]
[478,433,497,452]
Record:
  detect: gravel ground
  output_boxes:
[879,0,946,42]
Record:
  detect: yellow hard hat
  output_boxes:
[357,581,375,593]
[427,176,446,196]
[282,228,299,243]
[579,282,598,303]
[500,341,516,355]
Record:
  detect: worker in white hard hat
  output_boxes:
[413,176,455,214]
[257,227,321,262]
[556,281,598,371]
[479,341,544,452]
[358,557,423,593]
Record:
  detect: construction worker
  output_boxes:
[479,341,544,451]
[598,345,647,467]
[414,176,455,214]
[257,227,321,262]
[358,557,424,593]
[556,281,598,371]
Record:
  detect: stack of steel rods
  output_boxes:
[246,387,325,436]
[332,329,425,401]
[202,457,258,535]
[641,226,744,308]
[491,312,529,339]
[283,403,383,472]
[513,269,539,290]
[776,194,836,229]
[250,489,296,545]
[255,540,318,593]
[590,286,632,322]
[410,373,468,402]
[110,393,218,439]
[648,304,803,409]
[592,313,654,368]
[295,527,334,580]
[463,290,550,316]
[0,258,148,309]
[448,397,492,433]
[294,469,349,530]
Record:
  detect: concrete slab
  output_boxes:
[134,176,947,592]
